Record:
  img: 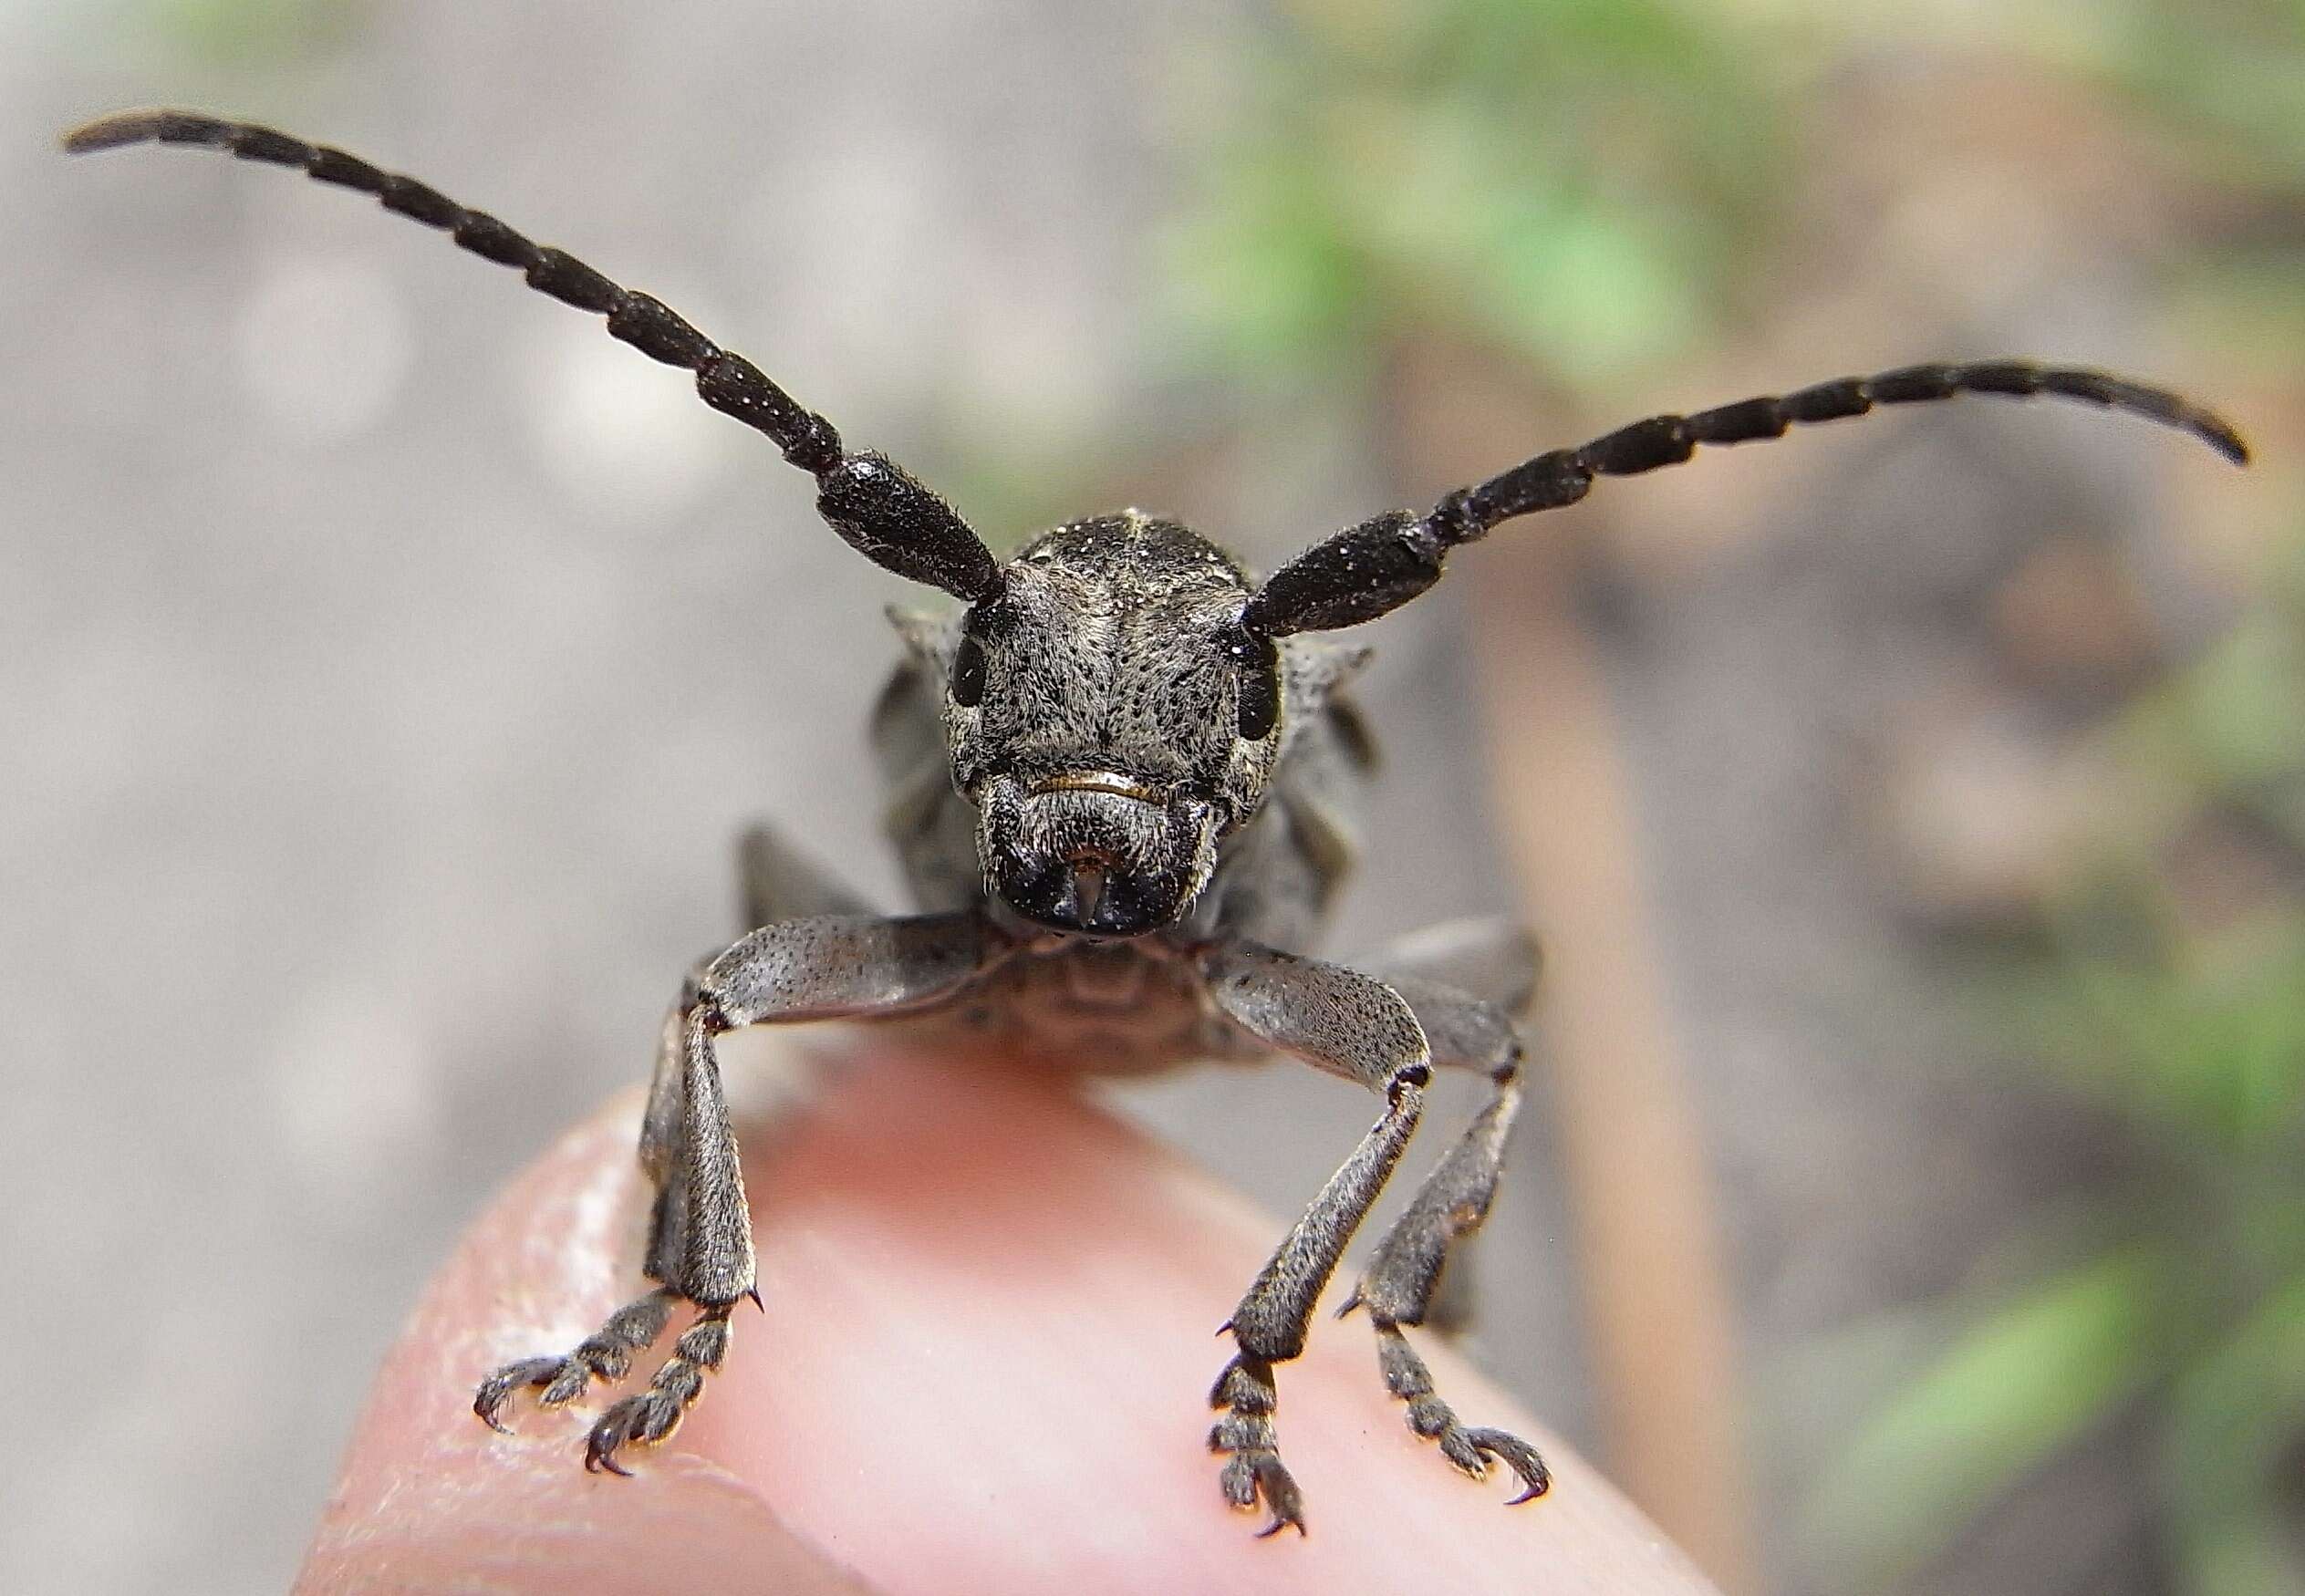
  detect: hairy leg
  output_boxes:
[475,911,996,1472]
[1361,916,1545,1332]
[1199,939,1434,1535]
[1339,969,1549,1503]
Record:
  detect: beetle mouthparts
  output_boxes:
[1032,771,1163,803]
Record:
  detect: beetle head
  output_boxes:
[891,513,1356,938]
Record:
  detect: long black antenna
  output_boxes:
[64,109,1003,601]
[1246,360,2252,637]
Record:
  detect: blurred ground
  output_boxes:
[3,3,2295,1594]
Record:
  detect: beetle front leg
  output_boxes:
[474,911,994,1472]
[472,983,707,1440]
[1200,940,1433,1535]
[576,998,758,1471]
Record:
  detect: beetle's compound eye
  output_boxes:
[950,633,988,707]
[1230,631,1280,741]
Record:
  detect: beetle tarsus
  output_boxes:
[580,1305,732,1474]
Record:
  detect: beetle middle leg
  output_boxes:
[1337,969,1550,1505]
[1359,916,1544,1332]
[474,911,993,1471]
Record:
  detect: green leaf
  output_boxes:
[2165,1273,2305,1595]
[1805,1247,2167,1586]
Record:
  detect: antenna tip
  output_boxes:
[59,108,225,155]
[61,109,154,153]
[2207,420,2252,468]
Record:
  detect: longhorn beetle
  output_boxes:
[65,108,2250,1539]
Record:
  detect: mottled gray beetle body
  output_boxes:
[873,512,1377,1073]
[67,107,2247,1538]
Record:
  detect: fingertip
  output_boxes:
[297,1455,871,1596]
[299,1080,874,1593]
[307,1036,1717,1593]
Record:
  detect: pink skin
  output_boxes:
[298,1033,1718,1595]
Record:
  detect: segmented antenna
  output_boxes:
[63,108,1003,601]
[1247,360,2251,637]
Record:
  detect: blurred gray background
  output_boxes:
[5,2,2297,1593]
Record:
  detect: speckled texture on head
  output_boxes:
[880,509,1373,940]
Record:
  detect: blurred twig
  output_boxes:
[1471,537,1760,1593]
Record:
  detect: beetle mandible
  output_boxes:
[63,108,2250,1538]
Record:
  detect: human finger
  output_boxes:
[299,1032,1717,1595]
